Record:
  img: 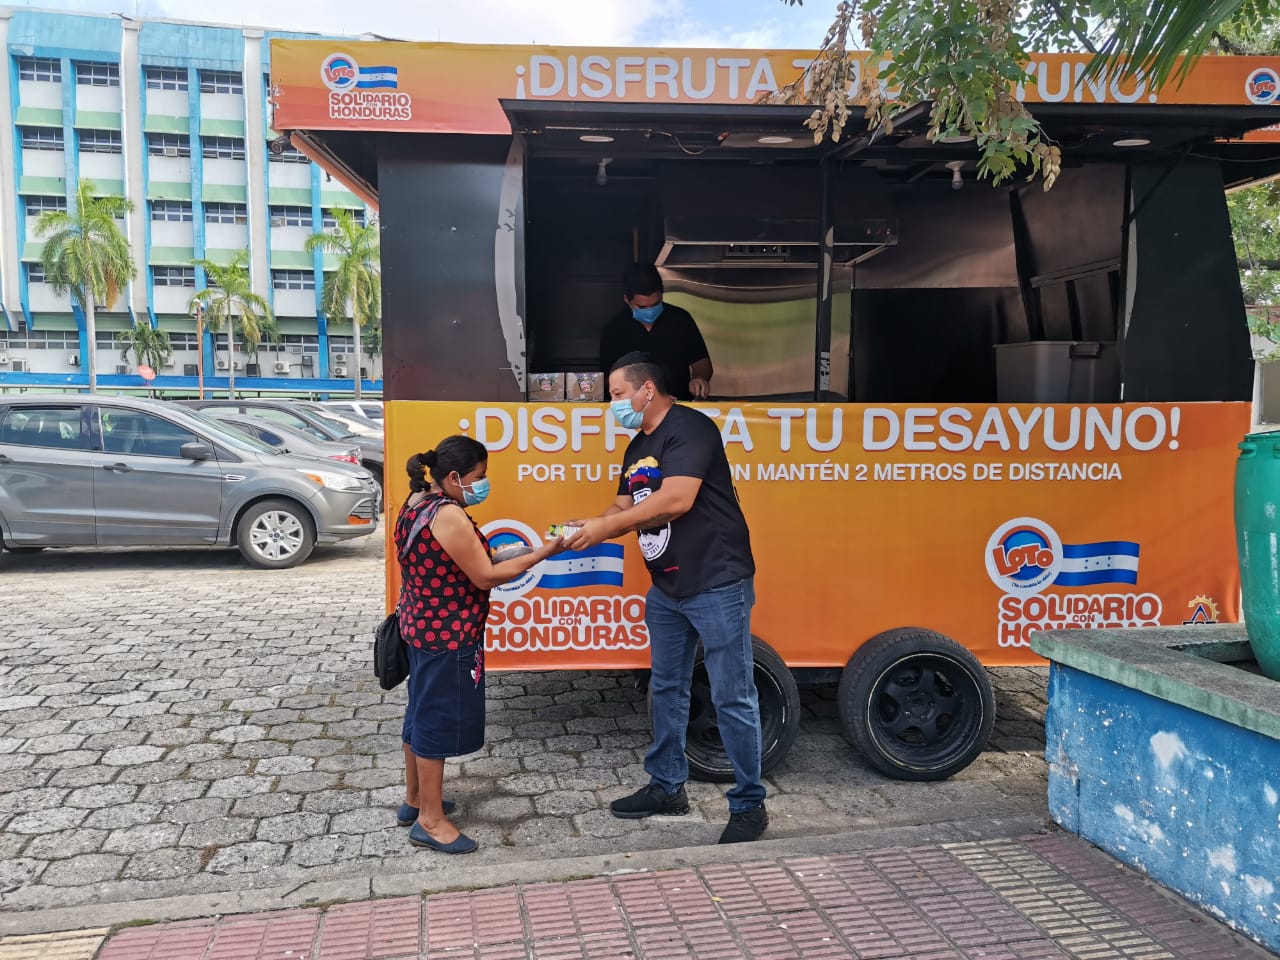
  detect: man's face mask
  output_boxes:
[610,388,651,430]
[631,302,664,326]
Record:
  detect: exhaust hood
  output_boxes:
[656,166,898,269]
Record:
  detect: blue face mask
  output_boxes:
[460,476,490,507]
[610,391,649,430]
[631,303,664,326]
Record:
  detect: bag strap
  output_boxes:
[397,494,450,564]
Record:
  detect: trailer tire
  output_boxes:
[649,636,800,784]
[838,627,994,781]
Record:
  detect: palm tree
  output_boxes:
[189,250,275,399]
[304,209,380,400]
[35,179,135,392]
[116,321,173,397]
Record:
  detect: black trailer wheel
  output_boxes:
[838,627,994,781]
[650,636,801,783]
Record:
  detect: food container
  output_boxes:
[528,373,565,401]
[491,542,534,562]
[547,524,581,539]
[566,372,604,402]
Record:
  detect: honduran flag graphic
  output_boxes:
[355,66,399,89]
[1053,540,1140,587]
[537,544,626,590]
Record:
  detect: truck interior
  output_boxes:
[291,98,1280,405]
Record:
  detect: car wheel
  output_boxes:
[236,498,315,569]
[649,636,801,783]
[838,627,995,781]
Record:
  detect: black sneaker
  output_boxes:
[718,804,768,844]
[610,784,690,819]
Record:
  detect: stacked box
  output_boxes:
[528,373,565,401]
[567,372,604,402]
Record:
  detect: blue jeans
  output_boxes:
[644,577,765,813]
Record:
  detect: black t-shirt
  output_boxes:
[617,404,754,598]
[599,304,710,401]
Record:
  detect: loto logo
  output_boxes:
[321,53,359,92]
[985,518,1063,595]
[482,518,542,599]
[1247,67,1279,105]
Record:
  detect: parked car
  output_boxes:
[0,396,379,568]
[293,402,383,439]
[320,400,384,424]
[176,399,384,493]
[211,415,363,466]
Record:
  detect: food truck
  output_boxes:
[270,41,1280,781]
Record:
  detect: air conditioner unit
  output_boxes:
[359,366,368,379]
[183,363,199,377]
[0,354,7,364]
[11,359,27,373]
[161,360,175,369]
[116,364,129,375]
[68,353,80,366]
[289,345,302,354]
[300,354,314,368]
[273,360,290,374]
[333,365,348,377]
[232,361,243,371]
[216,357,229,370]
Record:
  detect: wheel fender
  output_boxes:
[226,492,319,544]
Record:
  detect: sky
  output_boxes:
[7,0,837,48]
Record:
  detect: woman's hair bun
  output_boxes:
[421,449,438,469]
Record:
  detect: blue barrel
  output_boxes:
[1236,430,1280,680]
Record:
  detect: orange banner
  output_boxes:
[384,400,1248,672]
[269,40,1280,136]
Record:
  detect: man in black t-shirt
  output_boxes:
[560,351,767,845]
[598,264,713,402]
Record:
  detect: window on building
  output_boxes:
[150,200,193,222]
[199,70,243,95]
[18,58,61,83]
[24,196,67,217]
[26,263,47,284]
[272,270,315,291]
[147,133,191,158]
[202,136,245,160]
[269,205,312,228]
[268,141,310,164]
[321,209,366,229]
[75,61,120,87]
[204,202,247,224]
[153,266,195,287]
[79,130,123,154]
[20,127,64,151]
[144,66,188,91]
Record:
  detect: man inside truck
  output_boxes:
[599,263,714,401]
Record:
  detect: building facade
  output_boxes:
[0,6,380,393]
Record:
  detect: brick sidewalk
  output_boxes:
[3,832,1271,960]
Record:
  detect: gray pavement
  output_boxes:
[0,534,1051,933]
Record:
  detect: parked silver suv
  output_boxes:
[0,395,379,568]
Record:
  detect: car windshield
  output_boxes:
[180,409,281,455]
[312,412,362,438]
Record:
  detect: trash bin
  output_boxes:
[1235,430,1280,680]
[995,341,1118,403]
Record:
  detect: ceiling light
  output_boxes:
[579,134,615,143]
[945,160,965,191]
[757,135,793,145]
[1113,138,1151,147]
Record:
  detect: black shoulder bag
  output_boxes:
[374,496,445,691]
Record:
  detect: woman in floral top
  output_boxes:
[393,436,560,854]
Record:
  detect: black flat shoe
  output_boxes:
[396,800,456,826]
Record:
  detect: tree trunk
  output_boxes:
[196,311,205,400]
[227,330,236,399]
[353,309,363,401]
[85,296,98,394]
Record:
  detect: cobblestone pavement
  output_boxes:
[0,535,1050,919]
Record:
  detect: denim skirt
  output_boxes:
[401,642,485,759]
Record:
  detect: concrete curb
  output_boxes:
[0,814,1052,936]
